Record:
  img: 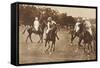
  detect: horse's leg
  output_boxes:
[83,42,89,54]
[52,41,55,52]
[71,33,76,44]
[83,43,86,53]
[38,34,41,43]
[92,40,95,54]
[48,41,52,53]
[37,34,43,43]
[78,38,82,47]
[50,41,53,53]
[40,34,43,43]
[22,26,27,34]
[26,34,29,43]
[29,33,33,43]
[88,41,93,54]
[83,43,89,55]
[45,40,47,53]
[48,41,54,55]
[41,35,43,43]
[45,40,47,47]
[88,36,93,53]
[70,34,73,45]
[92,40,96,54]
[85,43,90,55]
[45,41,50,53]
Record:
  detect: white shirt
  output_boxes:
[46,20,56,34]
[33,20,39,31]
[74,22,80,32]
[47,20,56,29]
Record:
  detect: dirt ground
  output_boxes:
[19,26,96,64]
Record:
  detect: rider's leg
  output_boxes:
[44,29,49,40]
[78,38,82,46]
[71,32,77,43]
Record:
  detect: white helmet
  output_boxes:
[48,17,52,21]
[35,17,38,20]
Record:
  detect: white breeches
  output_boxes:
[34,20,39,31]
[34,25,39,31]
[75,26,80,32]
[46,28,51,34]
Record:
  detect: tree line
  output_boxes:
[19,5,95,28]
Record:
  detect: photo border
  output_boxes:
[12,2,98,66]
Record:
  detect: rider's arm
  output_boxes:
[47,22,50,29]
[52,21,56,24]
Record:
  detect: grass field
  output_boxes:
[19,26,96,64]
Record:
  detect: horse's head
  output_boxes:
[51,24,57,32]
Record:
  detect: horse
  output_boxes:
[83,26,96,54]
[70,23,95,54]
[45,24,58,54]
[25,21,46,43]
[82,31,94,53]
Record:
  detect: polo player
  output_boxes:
[33,17,40,31]
[46,17,56,34]
[74,18,81,35]
[45,17,59,40]
[82,17,92,36]
[71,18,83,41]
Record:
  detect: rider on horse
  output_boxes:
[45,17,59,40]
[80,18,92,36]
[71,17,93,46]
[74,18,81,36]
[83,17,92,36]
[74,17,92,36]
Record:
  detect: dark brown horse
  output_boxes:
[45,24,59,54]
[26,22,46,43]
[70,23,95,54]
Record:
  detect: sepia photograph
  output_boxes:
[18,3,97,64]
